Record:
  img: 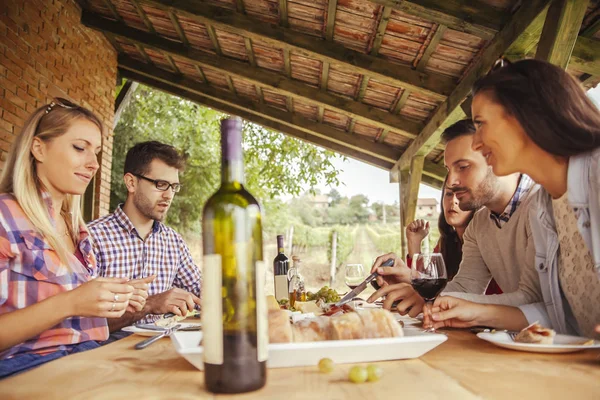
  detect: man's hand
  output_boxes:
[370,253,411,287]
[424,296,484,330]
[145,288,201,316]
[125,275,155,313]
[366,282,425,318]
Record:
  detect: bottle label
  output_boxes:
[274,275,289,301]
[202,254,223,365]
[256,260,268,362]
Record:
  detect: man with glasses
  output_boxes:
[89,141,201,332]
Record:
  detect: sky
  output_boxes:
[314,86,600,207]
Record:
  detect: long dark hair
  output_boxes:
[472,58,600,156]
[438,180,476,280]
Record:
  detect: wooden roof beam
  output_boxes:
[119,66,446,181]
[391,0,552,182]
[137,0,456,100]
[535,0,589,69]
[81,12,423,138]
[118,56,402,162]
[119,68,396,170]
[369,0,510,40]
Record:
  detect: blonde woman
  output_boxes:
[0,98,151,378]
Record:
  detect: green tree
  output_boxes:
[328,188,343,206]
[111,85,342,232]
[349,194,370,223]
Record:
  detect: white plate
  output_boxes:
[171,330,447,370]
[477,332,600,353]
[122,322,202,337]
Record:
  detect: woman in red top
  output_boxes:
[405,182,501,294]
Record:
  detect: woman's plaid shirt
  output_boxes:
[0,193,108,360]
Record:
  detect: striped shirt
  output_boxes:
[489,174,534,228]
[88,205,201,322]
[0,193,108,360]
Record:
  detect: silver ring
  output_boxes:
[110,302,116,312]
[114,294,119,302]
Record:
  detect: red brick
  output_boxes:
[0,118,14,134]
[2,110,23,127]
[0,97,17,115]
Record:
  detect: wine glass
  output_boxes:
[345,263,365,297]
[410,253,448,333]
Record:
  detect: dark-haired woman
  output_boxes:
[429,59,600,338]
[406,185,501,294]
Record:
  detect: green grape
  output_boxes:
[366,365,383,382]
[348,366,368,383]
[318,358,335,373]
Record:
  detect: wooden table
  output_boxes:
[1,328,599,400]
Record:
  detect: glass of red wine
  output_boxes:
[410,253,448,333]
[345,263,365,296]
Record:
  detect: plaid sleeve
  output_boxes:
[172,235,202,298]
[89,227,106,278]
[0,222,14,307]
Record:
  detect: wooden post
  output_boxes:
[329,231,338,286]
[403,155,425,227]
[382,204,387,224]
[535,0,589,69]
[399,170,409,258]
[288,225,294,255]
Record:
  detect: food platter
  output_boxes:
[171,329,447,370]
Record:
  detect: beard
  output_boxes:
[452,167,499,211]
[132,191,169,222]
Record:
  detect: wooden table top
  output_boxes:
[1,327,599,400]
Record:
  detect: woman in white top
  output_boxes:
[427,59,600,338]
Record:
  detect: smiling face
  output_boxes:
[444,134,500,211]
[127,159,179,222]
[471,91,530,176]
[442,186,472,228]
[32,118,102,196]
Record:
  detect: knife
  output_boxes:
[334,258,395,307]
[134,324,182,350]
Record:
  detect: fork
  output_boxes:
[135,324,182,350]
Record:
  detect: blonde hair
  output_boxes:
[0,101,103,266]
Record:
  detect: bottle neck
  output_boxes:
[277,247,285,254]
[221,159,245,186]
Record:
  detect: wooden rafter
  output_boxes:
[416,24,447,72]
[402,155,424,225]
[235,0,245,14]
[392,0,552,179]
[505,8,549,58]
[168,10,189,45]
[569,36,600,76]
[81,12,424,138]
[102,0,122,22]
[581,18,600,37]
[137,0,455,100]
[131,0,155,33]
[118,56,401,162]
[325,0,338,42]
[392,89,410,114]
[113,80,138,129]
[371,6,392,56]
[536,0,589,69]
[279,0,289,28]
[368,0,509,40]
[118,66,446,182]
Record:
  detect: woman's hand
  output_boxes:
[406,219,430,256]
[65,277,135,318]
[423,296,485,330]
[125,275,155,313]
[370,253,411,286]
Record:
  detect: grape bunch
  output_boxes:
[306,286,340,303]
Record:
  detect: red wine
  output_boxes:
[411,278,448,301]
[204,333,267,394]
[273,235,289,301]
[347,284,359,290]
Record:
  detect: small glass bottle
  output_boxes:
[288,255,306,307]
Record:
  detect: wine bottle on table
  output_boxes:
[202,117,267,394]
[273,235,289,301]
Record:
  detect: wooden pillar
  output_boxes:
[398,171,409,258]
[535,0,589,68]
[403,155,425,226]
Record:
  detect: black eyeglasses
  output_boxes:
[45,97,80,114]
[133,173,181,193]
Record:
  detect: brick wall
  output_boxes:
[0,0,117,218]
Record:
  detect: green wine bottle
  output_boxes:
[202,117,267,394]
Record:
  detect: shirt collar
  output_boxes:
[489,174,534,228]
[114,204,163,236]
